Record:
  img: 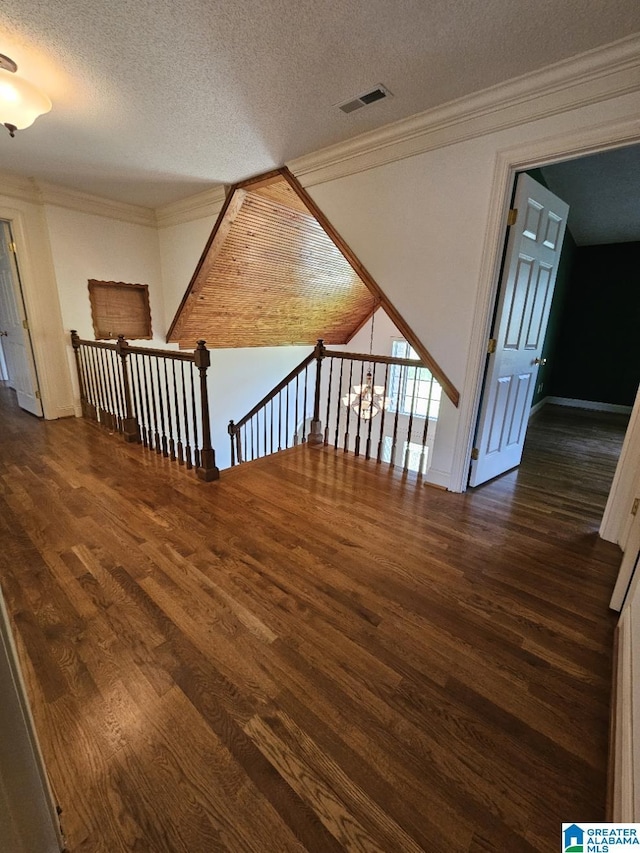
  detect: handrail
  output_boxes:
[233,351,316,430]
[71,331,219,481]
[73,336,196,362]
[228,339,442,476]
[323,348,426,368]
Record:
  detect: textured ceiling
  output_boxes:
[1,1,640,206]
[542,144,640,245]
[168,172,376,348]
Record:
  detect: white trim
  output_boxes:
[0,173,39,204]
[288,33,640,188]
[529,397,549,418]
[155,185,227,228]
[602,382,640,544]
[424,467,450,489]
[547,396,633,415]
[449,114,640,494]
[37,182,155,227]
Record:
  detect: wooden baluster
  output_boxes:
[245,420,250,463]
[136,354,151,448]
[390,364,403,468]
[324,356,333,446]
[302,365,309,443]
[228,420,236,466]
[354,361,365,457]
[81,344,98,421]
[180,361,192,469]
[252,415,257,461]
[104,348,118,431]
[309,339,324,445]
[344,359,354,453]
[115,336,139,442]
[285,383,290,450]
[90,347,104,426]
[194,340,219,482]
[172,360,184,464]
[109,349,124,433]
[71,331,90,419]
[365,362,376,460]
[154,356,169,457]
[78,345,95,420]
[189,361,201,469]
[376,363,390,463]
[144,355,161,453]
[294,373,299,446]
[334,357,344,450]
[270,398,274,455]
[404,363,419,473]
[163,358,176,460]
[97,348,113,429]
[278,391,282,452]
[418,373,435,477]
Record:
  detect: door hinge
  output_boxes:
[22,319,29,330]
[471,447,479,461]
[632,497,640,517]
[35,390,41,400]
[8,240,17,253]
[487,338,497,354]
[507,208,518,227]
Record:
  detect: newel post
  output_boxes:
[194,341,220,482]
[116,335,140,443]
[71,330,93,420]
[308,339,325,446]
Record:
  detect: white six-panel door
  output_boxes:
[469,174,569,487]
[0,221,43,417]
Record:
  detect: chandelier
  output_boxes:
[342,370,390,420]
[341,309,390,419]
[0,53,52,137]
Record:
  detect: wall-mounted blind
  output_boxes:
[88,280,152,340]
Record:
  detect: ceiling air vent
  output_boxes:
[338,84,392,114]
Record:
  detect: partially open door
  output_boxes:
[0,221,43,417]
[469,174,569,487]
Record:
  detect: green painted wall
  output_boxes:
[548,242,640,406]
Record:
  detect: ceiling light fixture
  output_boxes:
[0,53,51,138]
[341,310,390,420]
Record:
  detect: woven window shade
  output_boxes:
[88,280,152,340]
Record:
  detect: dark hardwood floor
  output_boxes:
[0,388,627,852]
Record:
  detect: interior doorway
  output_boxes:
[0,219,43,417]
[469,143,640,532]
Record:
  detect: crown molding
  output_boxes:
[155,184,227,228]
[36,182,156,227]
[288,33,640,188]
[0,172,40,204]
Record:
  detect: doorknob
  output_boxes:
[534,357,547,365]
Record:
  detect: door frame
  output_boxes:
[0,218,44,414]
[0,201,73,420]
[451,116,640,542]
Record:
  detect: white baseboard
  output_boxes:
[547,396,633,415]
[426,466,452,490]
[529,397,549,418]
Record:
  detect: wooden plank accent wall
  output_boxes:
[166,168,459,406]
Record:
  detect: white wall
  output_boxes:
[45,206,165,345]
[158,215,218,325]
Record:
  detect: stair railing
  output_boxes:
[229,339,442,477]
[71,332,219,481]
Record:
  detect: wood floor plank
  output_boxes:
[0,386,626,852]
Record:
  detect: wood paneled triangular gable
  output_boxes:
[167,167,459,405]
